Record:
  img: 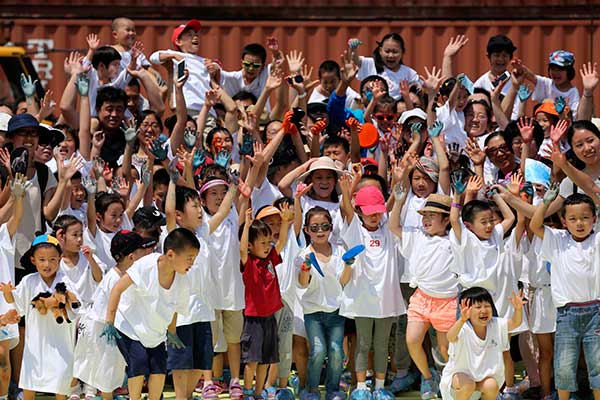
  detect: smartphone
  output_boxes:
[176,59,186,82]
[492,71,510,87]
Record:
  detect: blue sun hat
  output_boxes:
[549,50,574,67]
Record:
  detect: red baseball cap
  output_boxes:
[171,19,202,48]
[354,186,386,215]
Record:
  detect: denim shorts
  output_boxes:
[554,301,600,391]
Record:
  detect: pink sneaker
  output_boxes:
[230,380,244,400]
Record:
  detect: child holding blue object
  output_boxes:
[295,206,354,400]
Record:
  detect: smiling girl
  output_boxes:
[354,33,420,100]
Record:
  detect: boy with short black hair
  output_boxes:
[530,189,600,400]
[309,60,360,109]
[102,228,199,400]
[239,205,293,400]
[449,185,515,293]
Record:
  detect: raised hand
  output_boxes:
[340,50,358,83]
[443,35,469,57]
[508,291,527,310]
[543,181,560,205]
[239,132,254,156]
[150,138,168,161]
[580,62,599,94]
[393,182,408,201]
[457,73,474,95]
[286,50,305,74]
[183,127,197,149]
[266,37,279,52]
[38,90,56,120]
[451,169,469,194]
[428,120,444,138]
[281,110,299,135]
[60,155,85,181]
[92,130,105,150]
[245,142,266,166]
[93,157,105,179]
[265,70,284,91]
[410,122,423,141]
[465,138,486,166]
[459,298,472,322]
[549,119,570,144]
[399,80,410,101]
[244,207,253,226]
[507,171,523,197]
[10,173,31,198]
[86,33,100,52]
[192,148,206,169]
[294,182,313,199]
[20,73,37,98]
[81,176,97,196]
[121,118,138,143]
[279,201,294,223]
[517,85,532,102]
[215,150,231,168]
[167,157,180,184]
[517,117,534,145]
[554,96,566,114]
[64,51,82,76]
[465,175,483,194]
[542,141,567,170]
[420,66,443,93]
[347,38,363,49]
[204,87,222,108]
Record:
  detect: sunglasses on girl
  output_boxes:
[241,61,262,70]
[486,143,511,156]
[308,223,332,233]
[374,113,396,122]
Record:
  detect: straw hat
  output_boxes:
[417,193,452,215]
[296,156,344,184]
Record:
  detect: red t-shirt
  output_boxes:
[241,247,283,317]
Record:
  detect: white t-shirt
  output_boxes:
[449,222,505,293]
[115,253,190,348]
[539,227,600,307]
[532,76,580,120]
[220,65,271,104]
[83,60,130,118]
[89,267,123,323]
[399,227,458,298]
[494,230,528,333]
[12,271,77,395]
[204,208,245,310]
[84,213,134,272]
[524,237,556,334]
[436,101,466,149]
[56,204,88,229]
[339,215,405,318]
[149,50,212,113]
[440,317,510,400]
[309,87,360,110]
[278,226,302,308]
[0,225,18,340]
[251,178,283,214]
[473,71,521,120]
[177,223,215,326]
[60,253,104,310]
[295,244,345,314]
[356,57,420,100]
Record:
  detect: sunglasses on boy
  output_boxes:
[374,113,396,122]
[241,61,262,70]
[308,223,332,233]
[286,75,304,85]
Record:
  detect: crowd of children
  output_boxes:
[0,15,599,400]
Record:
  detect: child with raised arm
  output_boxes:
[149,19,211,116]
[440,287,525,400]
[449,180,515,293]
[101,228,199,400]
[239,205,293,400]
[0,233,78,400]
[164,160,238,400]
[530,188,600,400]
[389,180,458,400]
[338,174,405,400]
[73,230,156,400]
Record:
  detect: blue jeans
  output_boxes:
[554,301,600,391]
[304,310,346,394]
